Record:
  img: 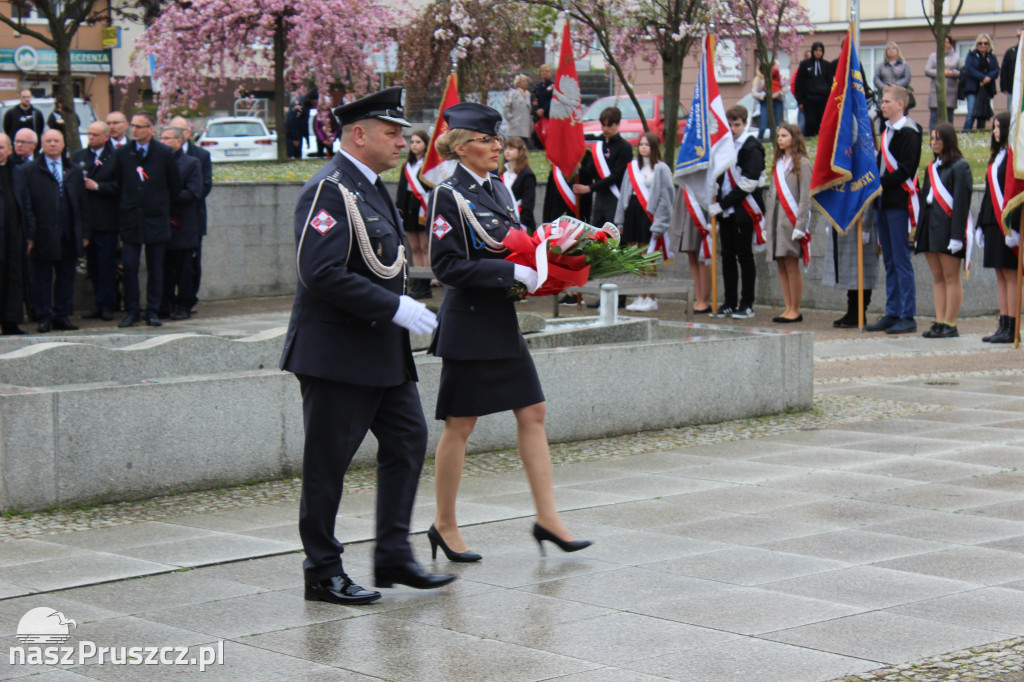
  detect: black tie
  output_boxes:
[483,179,497,202]
[375,177,393,210]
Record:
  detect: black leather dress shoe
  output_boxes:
[374,562,457,589]
[170,310,190,321]
[118,313,140,328]
[145,314,163,327]
[865,315,899,332]
[36,320,51,333]
[304,574,381,605]
[52,319,79,331]
[81,309,104,319]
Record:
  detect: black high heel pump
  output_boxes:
[532,524,592,556]
[427,525,482,562]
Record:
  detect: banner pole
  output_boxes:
[1016,212,1023,347]
[857,217,865,330]
[711,215,719,314]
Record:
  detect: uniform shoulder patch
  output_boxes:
[310,209,337,235]
[432,215,453,240]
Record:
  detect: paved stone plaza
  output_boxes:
[1,298,1023,680]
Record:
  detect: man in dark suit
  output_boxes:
[169,116,212,314]
[12,128,38,165]
[23,129,86,333]
[72,121,120,321]
[280,87,455,606]
[114,110,182,328]
[0,133,34,335]
[1001,26,1023,110]
[157,126,202,320]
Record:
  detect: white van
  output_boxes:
[0,97,99,149]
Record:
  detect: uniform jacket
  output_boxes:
[764,155,813,249]
[184,141,213,236]
[71,141,119,237]
[925,50,963,109]
[613,160,674,235]
[877,117,922,209]
[716,134,766,223]
[428,164,521,361]
[917,157,973,248]
[579,134,632,199]
[506,165,537,233]
[22,155,86,261]
[167,151,203,250]
[114,139,183,245]
[279,153,416,387]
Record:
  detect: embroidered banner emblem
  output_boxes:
[432,215,452,240]
[310,210,336,235]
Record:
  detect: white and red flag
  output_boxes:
[546,20,587,216]
[420,73,459,189]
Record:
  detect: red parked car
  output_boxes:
[581,94,687,149]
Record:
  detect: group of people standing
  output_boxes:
[0,99,212,335]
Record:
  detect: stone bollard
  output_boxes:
[598,283,618,325]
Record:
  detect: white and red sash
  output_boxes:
[403,162,428,221]
[553,167,578,216]
[501,171,522,220]
[591,141,621,199]
[987,149,1007,225]
[724,167,766,250]
[628,160,653,222]
[927,160,975,275]
[682,185,712,264]
[881,126,921,234]
[773,156,811,269]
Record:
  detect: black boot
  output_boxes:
[982,315,1008,343]
[833,289,870,328]
[990,317,1016,344]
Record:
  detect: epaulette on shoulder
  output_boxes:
[324,170,342,185]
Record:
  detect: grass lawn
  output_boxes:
[211,132,995,187]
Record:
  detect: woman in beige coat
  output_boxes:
[764,123,812,323]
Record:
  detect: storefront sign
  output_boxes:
[0,47,111,74]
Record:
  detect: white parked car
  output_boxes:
[0,96,98,149]
[197,116,277,162]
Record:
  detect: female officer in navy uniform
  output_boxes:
[426,102,592,562]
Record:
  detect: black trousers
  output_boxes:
[591,193,618,227]
[30,237,77,323]
[802,97,827,137]
[296,374,427,582]
[719,215,756,310]
[86,232,119,313]
[122,241,165,317]
[162,247,195,312]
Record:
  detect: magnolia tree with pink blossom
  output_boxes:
[132,0,398,161]
[718,0,813,135]
[398,0,540,103]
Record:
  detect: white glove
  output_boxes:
[791,228,806,242]
[975,227,985,249]
[392,295,437,334]
[862,229,871,245]
[513,264,540,293]
[947,239,964,253]
[708,202,723,217]
[1007,231,1021,248]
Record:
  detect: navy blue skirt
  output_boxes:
[434,336,544,420]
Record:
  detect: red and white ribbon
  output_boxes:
[404,162,428,219]
[553,167,578,216]
[724,168,766,250]
[927,161,975,275]
[681,185,712,265]
[987,149,1006,224]
[773,156,799,227]
[628,160,653,222]
[882,126,920,234]
[591,141,620,199]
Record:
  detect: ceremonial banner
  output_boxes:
[546,20,587,215]
[420,73,459,189]
[674,34,735,209]
[1003,32,1024,235]
[809,32,881,234]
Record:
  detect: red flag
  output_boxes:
[545,21,586,215]
[420,73,460,189]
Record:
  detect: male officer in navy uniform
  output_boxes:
[280,87,455,605]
